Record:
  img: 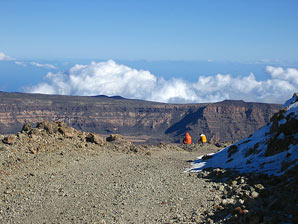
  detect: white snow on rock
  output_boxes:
[188,93,298,176]
[282,93,298,109]
[284,102,298,117]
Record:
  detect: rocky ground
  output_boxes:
[0,121,297,223]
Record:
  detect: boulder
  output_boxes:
[58,127,74,138]
[3,134,16,145]
[86,133,105,145]
[22,122,32,132]
[28,128,41,139]
[37,121,59,134]
[106,134,124,142]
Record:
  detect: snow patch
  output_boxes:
[277,133,285,140]
[188,94,298,176]
[284,102,298,117]
[282,94,298,109]
[278,118,287,126]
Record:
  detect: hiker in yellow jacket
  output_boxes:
[199,133,207,144]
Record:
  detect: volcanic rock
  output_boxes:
[58,127,74,138]
[189,93,298,176]
[22,122,32,132]
[106,134,124,142]
[0,91,280,143]
[189,93,298,224]
[86,133,105,145]
[2,134,16,145]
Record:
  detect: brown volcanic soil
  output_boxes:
[0,140,222,223]
[1,122,296,224]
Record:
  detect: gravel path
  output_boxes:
[0,146,221,224]
[2,121,296,224]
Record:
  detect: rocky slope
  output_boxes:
[188,93,298,223]
[0,92,280,143]
[189,93,298,175]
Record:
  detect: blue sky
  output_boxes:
[0,0,297,103]
[1,0,298,61]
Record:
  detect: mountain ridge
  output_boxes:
[0,91,281,143]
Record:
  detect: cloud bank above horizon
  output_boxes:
[0,52,56,69]
[25,60,297,104]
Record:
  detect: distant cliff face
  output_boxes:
[0,92,281,143]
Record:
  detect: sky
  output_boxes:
[0,0,298,104]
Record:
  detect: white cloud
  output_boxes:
[0,52,56,69]
[0,52,14,61]
[266,66,298,85]
[25,60,298,104]
[27,60,157,98]
[30,62,56,69]
[14,61,27,66]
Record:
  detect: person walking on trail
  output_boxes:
[183,132,192,144]
[199,133,207,144]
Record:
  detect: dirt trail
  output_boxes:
[0,147,221,224]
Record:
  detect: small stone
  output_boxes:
[22,122,32,132]
[2,135,16,145]
[192,215,200,222]
[197,172,205,178]
[30,134,39,141]
[221,198,235,206]
[214,195,221,202]
[145,151,152,156]
[218,185,225,191]
[249,186,255,192]
[213,204,223,210]
[232,180,237,186]
[174,214,182,220]
[238,199,245,204]
[207,218,214,224]
[233,207,242,215]
[106,134,124,142]
[251,191,259,198]
[17,132,26,140]
[98,219,106,224]
[29,148,37,154]
[4,189,12,194]
[242,209,248,214]
[254,184,264,191]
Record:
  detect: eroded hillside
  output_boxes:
[0,92,280,143]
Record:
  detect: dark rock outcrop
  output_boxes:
[0,92,280,143]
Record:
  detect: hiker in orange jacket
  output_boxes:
[183,132,192,144]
